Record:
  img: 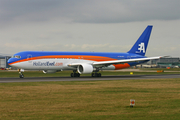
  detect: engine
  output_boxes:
[77,63,93,74]
[43,70,57,74]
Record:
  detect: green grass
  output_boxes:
[0,78,180,119]
[0,68,180,78]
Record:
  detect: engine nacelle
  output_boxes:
[43,70,57,74]
[77,63,93,74]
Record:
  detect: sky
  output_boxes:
[0,0,180,57]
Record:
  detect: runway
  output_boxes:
[0,74,180,83]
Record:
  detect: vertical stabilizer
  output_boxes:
[127,25,153,56]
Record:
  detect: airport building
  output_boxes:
[150,58,180,68]
[136,57,180,68]
[139,57,180,68]
[0,55,11,69]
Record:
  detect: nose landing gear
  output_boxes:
[18,69,24,78]
[19,72,24,78]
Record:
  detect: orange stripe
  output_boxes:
[113,63,130,70]
[35,55,116,61]
[9,55,117,65]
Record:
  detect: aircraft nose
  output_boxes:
[8,58,13,65]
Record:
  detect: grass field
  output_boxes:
[0,78,180,120]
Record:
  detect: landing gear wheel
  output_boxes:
[70,73,80,77]
[71,73,73,77]
[18,69,24,78]
[91,73,101,77]
[96,73,101,77]
[91,73,95,77]
[19,74,24,78]
[77,73,80,77]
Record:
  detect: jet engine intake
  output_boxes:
[77,63,93,74]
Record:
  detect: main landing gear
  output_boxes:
[91,73,101,77]
[71,73,80,77]
[92,68,101,77]
[70,71,102,77]
[71,70,80,77]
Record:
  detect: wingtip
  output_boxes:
[160,55,170,58]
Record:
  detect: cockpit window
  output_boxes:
[12,55,21,59]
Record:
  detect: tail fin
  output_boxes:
[127,25,153,56]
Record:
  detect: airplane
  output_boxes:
[8,25,164,78]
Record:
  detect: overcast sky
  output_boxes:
[0,0,180,57]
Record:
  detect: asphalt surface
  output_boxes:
[0,74,180,83]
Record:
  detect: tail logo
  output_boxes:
[136,42,145,53]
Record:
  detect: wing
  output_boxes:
[68,56,168,67]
